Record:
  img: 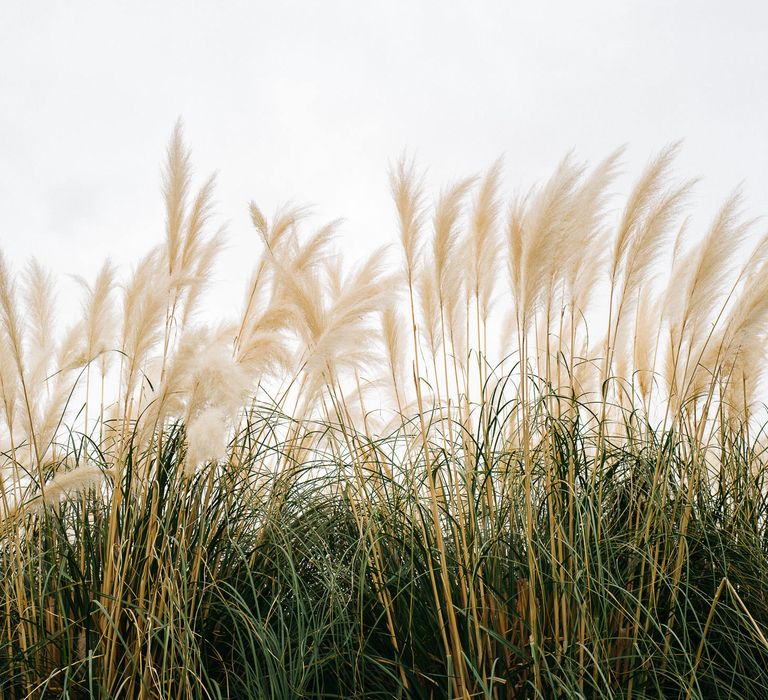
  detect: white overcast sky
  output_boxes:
[1,1,767,317]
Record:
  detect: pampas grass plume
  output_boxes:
[42,462,109,506]
[186,406,229,474]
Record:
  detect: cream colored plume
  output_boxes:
[390,154,425,283]
[75,259,118,370]
[468,159,503,322]
[185,407,229,475]
[41,462,110,507]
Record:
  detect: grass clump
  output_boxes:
[2,124,768,698]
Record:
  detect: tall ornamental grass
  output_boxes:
[2,125,768,698]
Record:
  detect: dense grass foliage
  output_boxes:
[3,404,768,698]
[2,125,768,697]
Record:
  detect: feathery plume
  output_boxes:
[0,252,28,391]
[390,154,425,283]
[186,407,229,475]
[564,149,623,313]
[75,259,117,370]
[611,142,681,284]
[381,305,407,409]
[466,159,503,327]
[41,462,109,507]
[517,155,583,330]
[23,259,56,391]
[668,193,752,344]
[120,247,169,403]
[621,180,693,311]
[163,119,192,276]
[432,178,474,305]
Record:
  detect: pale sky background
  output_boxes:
[1,1,767,319]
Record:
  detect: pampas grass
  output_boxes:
[2,125,768,698]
